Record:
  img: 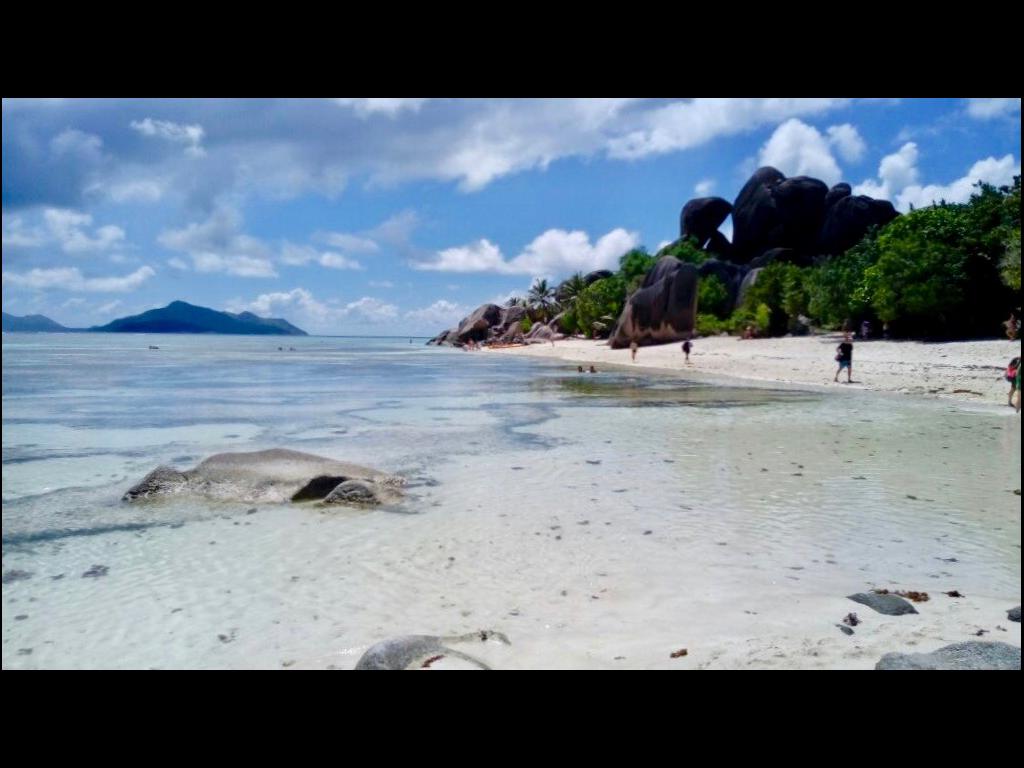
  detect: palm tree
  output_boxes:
[505,296,525,308]
[557,272,588,308]
[527,279,557,321]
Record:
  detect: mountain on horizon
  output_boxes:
[90,301,308,335]
[2,312,71,333]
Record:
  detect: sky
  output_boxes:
[2,97,1020,335]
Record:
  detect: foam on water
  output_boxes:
[2,333,1020,669]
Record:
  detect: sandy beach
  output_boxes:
[489,334,1023,406]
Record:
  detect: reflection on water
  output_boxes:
[542,374,821,408]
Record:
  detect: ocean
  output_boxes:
[2,333,1020,668]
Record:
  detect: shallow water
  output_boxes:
[2,333,1020,669]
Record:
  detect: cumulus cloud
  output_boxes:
[852,142,920,201]
[826,124,867,163]
[130,117,205,156]
[2,214,46,248]
[279,243,362,270]
[315,232,380,254]
[413,227,641,279]
[965,98,1021,120]
[43,208,126,253]
[96,299,122,314]
[333,98,430,117]
[606,99,850,161]
[107,179,164,203]
[2,265,155,292]
[158,208,276,278]
[5,99,858,211]
[896,154,1020,211]
[405,299,470,328]
[227,287,399,331]
[757,119,843,185]
[694,179,715,196]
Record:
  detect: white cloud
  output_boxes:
[416,239,508,273]
[2,215,46,248]
[2,265,155,293]
[606,99,850,161]
[43,208,126,253]
[333,98,430,117]
[96,299,122,314]
[167,257,189,270]
[107,179,164,203]
[826,123,867,163]
[757,118,842,185]
[280,242,362,270]
[228,288,398,330]
[413,227,641,278]
[694,179,715,196]
[965,98,1021,120]
[405,299,470,328]
[896,154,1020,212]
[369,280,394,288]
[50,128,103,161]
[130,118,206,156]
[852,142,920,201]
[158,208,277,278]
[342,296,398,323]
[316,232,380,253]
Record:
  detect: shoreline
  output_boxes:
[488,334,1022,407]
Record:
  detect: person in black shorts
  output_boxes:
[681,339,692,364]
[834,333,853,383]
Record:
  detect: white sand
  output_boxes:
[489,334,1023,406]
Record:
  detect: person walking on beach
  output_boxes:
[834,333,854,383]
[682,339,692,364]
[860,320,871,340]
[1007,356,1021,407]
[630,341,638,362]
[1006,313,1019,341]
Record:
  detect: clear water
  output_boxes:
[2,333,1020,669]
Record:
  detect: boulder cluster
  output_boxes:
[427,270,611,347]
[430,167,899,349]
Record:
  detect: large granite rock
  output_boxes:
[847,592,918,616]
[748,247,812,270]
[1009,606,1021,623]
[730,167,895,263]
[704,230,734,261]
[680,197,733,248]
[818,194,899,256]
[609,257,698,348]
[736,267,762,309]
[584,269,614,285]
[876,641,1021,670]
[454,304,503,344]
[123,449,405,506]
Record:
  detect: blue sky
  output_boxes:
[2,98,1020,335]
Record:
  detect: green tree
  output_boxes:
[658,237,708,266]
[697,274,731,319]
[575,276,626,338]
[527,279,558,321]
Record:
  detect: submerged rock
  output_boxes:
[875,641,1021,670]
[847,592,918,616]
[354,630,511,670]
[123,448,404,507]
[1009,606,1021,623]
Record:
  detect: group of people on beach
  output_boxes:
[628,337,693,364]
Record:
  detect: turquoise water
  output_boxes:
[2,333,1020,669]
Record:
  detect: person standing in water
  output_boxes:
[834,333,854,383]
[630,341,638,362]
[681,339,692,364]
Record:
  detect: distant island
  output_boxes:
[2,301,307,336]
[1,312,72,333]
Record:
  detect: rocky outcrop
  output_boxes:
[428,303,530,346]
[584,269,613,285]
[680,197,732,248]
[355,630,511,670]
[609,257,698,348]
[1009,606,1021,623]
[818,194,899,256]
[847,592,918,616]
[697,258,745,308]
[123,449,405,507]
[876,641,1021,670]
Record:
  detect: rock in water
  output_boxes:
[875,641,1020,670]
[1009,606,1021,623]
[323,480,381,506]
[123,448,404,507]
[609,257,698,348]
[847,592,918,616]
